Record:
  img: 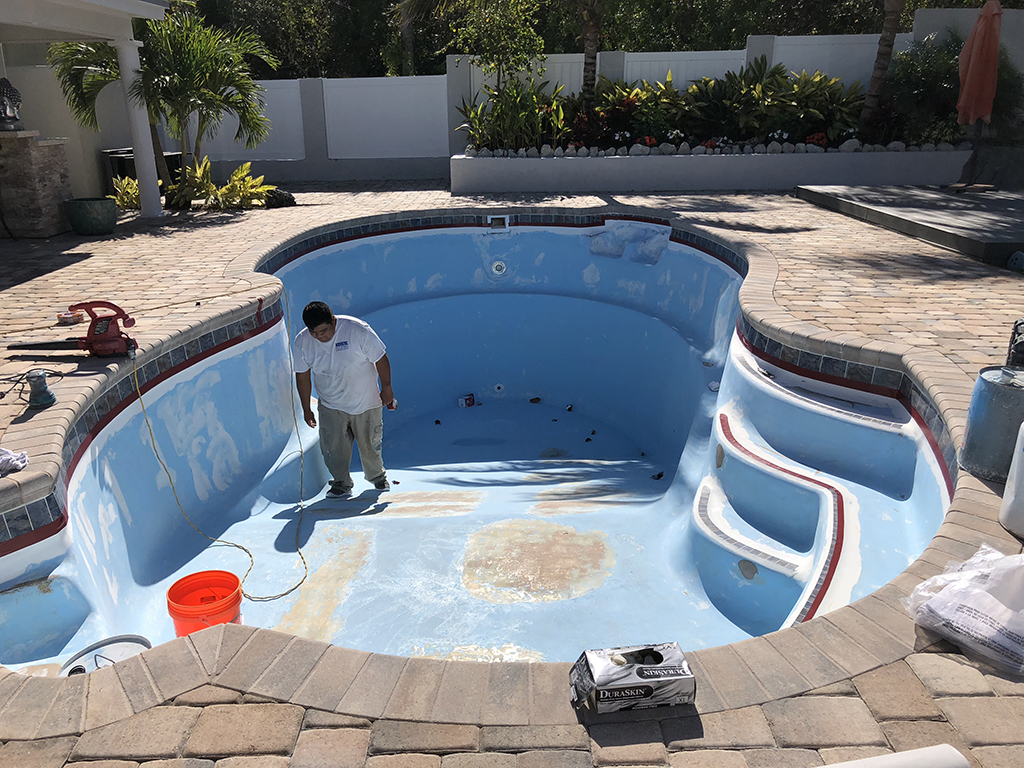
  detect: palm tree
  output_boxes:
[47,40,175,186]
[860,0,905,129]
[48,5,278,188]
[130,9,279,164]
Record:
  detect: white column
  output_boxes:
[112,39,162,218]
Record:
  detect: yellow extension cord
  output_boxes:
[130,289,309,602]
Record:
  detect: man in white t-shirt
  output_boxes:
[293,301,394,498]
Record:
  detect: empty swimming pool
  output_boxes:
[0,219,949,668]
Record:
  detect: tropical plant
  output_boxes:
[214,162,276,208]
[108,176,162,210]
[456,95,490,148]
[165,156,219,210]
[785,70,864,141]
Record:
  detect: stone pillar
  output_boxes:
[0,130,72,237]
[112,39,162,218]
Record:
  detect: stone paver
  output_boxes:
[213,758,291,768]
[480,725,589,752]
[972,746,1024,768]
[143,640,211,703]
[662,707,774,750]
[249,637,329,703]
[290,728,370,768]
[935,698,1024,747]
[818,747,892,764]
[669,751,749,767]
[182,704,304,758]
[852,661,944,721]
[880,721,979,768]
[906,654,995,697]
[369,721,479,755]
[290,647,370,712]
[174,686,243,707]
[440,754,517,768]
[761,697,886,748]
[71,706,202,761]
[0,735,78,768]
[140,760,215,768]
[742,749,823,767]
[366,755,442,768]
[85,665,137,732]
[2,186,1024,766]
[518,750,593,768]
[589,721,668,766]
[66,762,138,768]
[302,710,372,729]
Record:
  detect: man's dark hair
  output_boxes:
[302,301,334,330]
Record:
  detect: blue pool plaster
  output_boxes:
[0,220,949,668]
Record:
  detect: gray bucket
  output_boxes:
[959,366,1024,482]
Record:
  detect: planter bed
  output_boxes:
[450,150,972,194]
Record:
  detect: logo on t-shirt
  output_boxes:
[335,341,349,349]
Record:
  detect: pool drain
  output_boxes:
[491,261,507,275]
[493,383,504,393]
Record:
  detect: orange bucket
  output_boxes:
[166,570,242,637]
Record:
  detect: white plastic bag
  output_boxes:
[904,544,1024,674]
[0,447,28,477]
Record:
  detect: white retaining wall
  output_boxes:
[450,152,972,195]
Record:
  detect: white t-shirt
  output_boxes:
[293,315,387,414]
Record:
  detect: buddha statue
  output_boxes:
[0,78,24,131]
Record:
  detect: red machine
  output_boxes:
[8,301,138,358]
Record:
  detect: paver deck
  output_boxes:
[1,183,1023,767]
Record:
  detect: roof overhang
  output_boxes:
[1,0,167,44]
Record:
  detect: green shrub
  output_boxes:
[871,31,1024,145]
[213,162,276,209]
[165,158,275,210]
[457,78,567,150]
[166,157,218,210]
[108,175,150,210]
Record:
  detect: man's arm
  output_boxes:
[375,354,394,408]
[295,370,316,427]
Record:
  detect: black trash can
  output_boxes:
[101,148,184,194]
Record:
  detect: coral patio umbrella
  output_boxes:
[958,0,1003,125]
[956,0,1003,186]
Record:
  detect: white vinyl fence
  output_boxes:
[771,33,913,86]
[623,51,746,86]
[202,81,305,162]
[324,75,449,159]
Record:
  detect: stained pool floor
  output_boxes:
[116,398,753,663]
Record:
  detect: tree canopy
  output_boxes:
[194,0,1024,82]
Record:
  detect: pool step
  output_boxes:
[691,407,849,628]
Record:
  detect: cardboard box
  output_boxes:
[458,394,475,407]
[569,642,696,713]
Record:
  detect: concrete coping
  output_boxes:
[0,201,1018,742]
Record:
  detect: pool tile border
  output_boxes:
[0,206,956,569]
[0,299,284,560]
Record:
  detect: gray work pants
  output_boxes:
[317,403,385,491]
